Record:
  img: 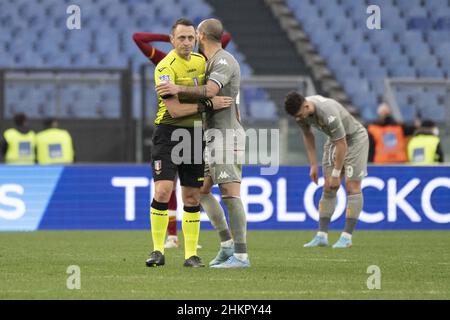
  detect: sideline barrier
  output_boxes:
[0,165,449,231]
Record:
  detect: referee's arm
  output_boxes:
[162,96,202,118]
[162,94,232,118]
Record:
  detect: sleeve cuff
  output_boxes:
[209,78,223,89]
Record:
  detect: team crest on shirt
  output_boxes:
[328,115,336,124]
[154,160,162,175]
[159,75,171,82]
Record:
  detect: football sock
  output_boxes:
[182,206,201,259]
[150,199,169,254]
[167,190,177,236]
[318,190,337,232]
[221,239,234,248]
[223,197,247,254]
[344,193,363,234]
[344,219,358,235]
[319,218,331,233]
[167,215,177,237]
[200,193,232,242]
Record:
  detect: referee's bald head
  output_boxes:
[198,19,223,43]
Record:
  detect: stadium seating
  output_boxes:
[286,0,450,122]
[2,0,448,122]
[0,0,255,118]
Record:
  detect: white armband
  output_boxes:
[331,168,341,178]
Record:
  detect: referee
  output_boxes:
[145,18,232,268]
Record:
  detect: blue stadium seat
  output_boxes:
[375,43,403,59]
[389,65,417,77]
[363,64,388,80]
[396,0,420,11]
[413,54,438,67]
[342,78,370,96]
[334,67,361,84]
[434,42,450,58]
[435,16,450,30]
[426,0,450,13]
[403,40,430,57]
[416,67,444,78]
[248,100,277,120]
[0,0,252,74]
[420,105,448,122]
[429,29,450,43]
[365,29,395,47]
[286,0,450,118]
[317,41,344,60]
[408,17,434,30]
[399,105,417,122]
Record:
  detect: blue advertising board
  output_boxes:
[0,165,449,231]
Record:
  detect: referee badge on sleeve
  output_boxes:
[159,75,171,82]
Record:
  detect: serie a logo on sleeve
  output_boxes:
[159,75,171,82]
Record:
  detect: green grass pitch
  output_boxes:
[0,230,449,299]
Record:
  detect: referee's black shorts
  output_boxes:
[151,124,205,188]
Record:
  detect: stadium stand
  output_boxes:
[0,0,254,118]
[1,0,449,124]
[285,0,450,122]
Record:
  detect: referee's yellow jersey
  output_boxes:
[154,50,206,127]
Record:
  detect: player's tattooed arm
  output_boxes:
[156,80,220,100]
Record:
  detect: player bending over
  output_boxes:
[284,93,369,248]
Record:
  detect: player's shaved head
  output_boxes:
[198,19,223,43]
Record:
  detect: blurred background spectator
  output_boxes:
[0,113,36,164]
[408,119,444,164]
[36,118,75,164]
[367,103,418,163]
